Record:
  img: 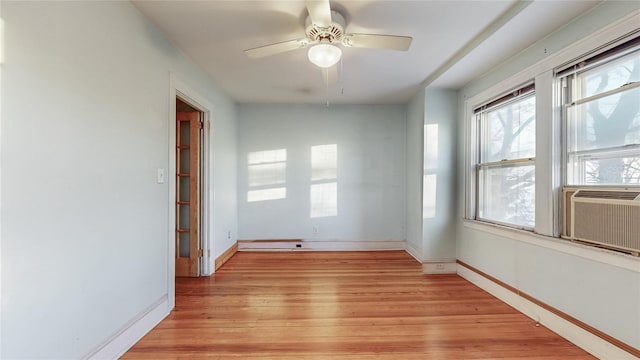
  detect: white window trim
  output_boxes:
[464,10,640,250]
[474,88,537,230]
[463,219,639,272]
[561,52,640,187]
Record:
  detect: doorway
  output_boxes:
[175,98,204,277]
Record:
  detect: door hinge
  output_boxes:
[198,249,204,257]
[199,120,204,129]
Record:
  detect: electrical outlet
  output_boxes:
[435,263,445,271]
[312,226,319,234]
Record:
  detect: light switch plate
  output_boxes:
[157,168,165,184]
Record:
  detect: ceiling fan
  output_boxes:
[244,0,412,71]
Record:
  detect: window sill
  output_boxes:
[463,219,639,273]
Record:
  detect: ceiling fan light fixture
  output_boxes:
[307,44,342,68]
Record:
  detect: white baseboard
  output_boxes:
[238,239,406,251]
[404,242,423,263]
[457,264,638,360]
[84,296,171,360]
[422,260,457,274]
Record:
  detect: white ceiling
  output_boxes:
[133,0,602,105]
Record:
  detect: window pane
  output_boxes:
[567,86,640,185]
[568,86,640,151]
[478,164,535,228]
[579,50,640,99]
[568,154,640,185]
[481,94,536,163]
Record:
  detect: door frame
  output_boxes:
[168,74,214,306]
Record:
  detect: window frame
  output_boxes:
[464,20,640,243]
[473,85,537,230]
[558,41,640,187]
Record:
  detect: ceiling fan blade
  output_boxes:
[342,34,412,51]
[322,66,338,86]
[306,0,332,28]
[244,38,309,59]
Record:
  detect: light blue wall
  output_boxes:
[456,1,640,349]
[1,1,237,358]
[423,89,457,261]
[405,88,458,262]
[237,104,406,242]
[405,90,425,257]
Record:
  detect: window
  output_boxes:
[559,38,640,185]
[463,19,639,256]
[474,84,536,229]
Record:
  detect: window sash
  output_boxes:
[474,83,537,229]
[561,40,640,187]
[476,92,536,165]
[476,161,536,229]
[567,145,640,186]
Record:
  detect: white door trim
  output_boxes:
[168,74,215,306]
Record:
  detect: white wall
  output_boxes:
[423,89,457,261]
[237,104,406,242]
[405,90,425,258]
[456,1,640,350]
[1,1,237,358]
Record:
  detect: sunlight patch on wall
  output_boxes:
[248,163,286,187]
[248,187,287,203]
[423,124,439,219]
[424,124,439,170]
[0,17,4,65]
[310,183,337,218]
[311,144,337,180]
[248,149,286,165]
[310,144,338,218]
[247,149,287,202]
[423,174,437,219]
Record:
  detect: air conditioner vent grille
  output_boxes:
[573,190,640,200]
[573,202,640,252]
[569,189,640,255]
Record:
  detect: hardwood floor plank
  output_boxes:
[123,251,593,359]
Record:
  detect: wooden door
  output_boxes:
[175,111,202,277]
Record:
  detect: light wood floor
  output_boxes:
[123,251,593,359]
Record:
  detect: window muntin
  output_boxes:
[564,46,640,186]
[475,89,536,229]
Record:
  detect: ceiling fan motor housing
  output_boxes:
[305,10,345,44]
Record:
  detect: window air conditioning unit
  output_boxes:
[568,189,640,255]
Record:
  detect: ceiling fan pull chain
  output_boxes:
[325,70,330,107]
